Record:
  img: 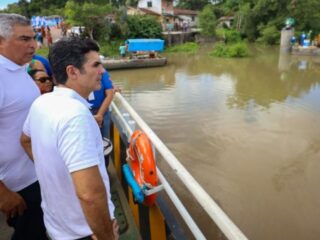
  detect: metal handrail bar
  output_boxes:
[111,102,133,137]
[114,93,248,240]
[156,168,206,239]
[111,101,206,239]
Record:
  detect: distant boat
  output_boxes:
[102,57,167,70]
[103,38,167,70]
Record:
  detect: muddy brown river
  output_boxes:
[111,45,320,240]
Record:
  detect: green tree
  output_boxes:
[216,28,241,43]
[17,0,30,17]
[126,15,162,38]
[210,42,248,58]
[39,6,64,17]
[238,0,290,41]
[289,0,320,34]
[176,0,210,10]
[2,3,25,15]
[198,4,217,37]
[64,0,112,39]
[257,25,280,45]
[28,0,66,15]
[2,0,30,17]
[126,0,139,7]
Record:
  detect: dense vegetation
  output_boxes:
[198,4,217,37]
[210,42,249,58]
[197,0,320,44]
[126,15,162,39]
[166,42,199,53]
[211,28,248,57]
[2,0,320,57]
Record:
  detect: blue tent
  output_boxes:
[31,16,62,27]
[127,39,164,52]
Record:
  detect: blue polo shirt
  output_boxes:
[88,71,113,109]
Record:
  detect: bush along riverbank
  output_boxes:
[165,42,200,54]
[210,28,249,58]
[210,42,249,58]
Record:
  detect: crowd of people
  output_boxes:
[165,19,190,32]
[34,25,53,48]
[0,13,119,240]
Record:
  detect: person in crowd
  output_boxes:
[60,21,67,36]
[21,37,119,240]
[46,26,52,46]
[27,58,46,73]
[87,70,114,162]
[119,43,126,58]
[182,20,188,32]
[35,28,43,48]
[40,25,46,45]
[28,69,54,94]
[88,70,113,138]
[0,13,47,240]
[33,54,53,76]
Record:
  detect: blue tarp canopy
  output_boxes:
[127,39,164,52]
[31,16,62,27]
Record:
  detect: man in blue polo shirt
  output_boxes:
[88,70,113,139]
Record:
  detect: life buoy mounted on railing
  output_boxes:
[123,129,163,206]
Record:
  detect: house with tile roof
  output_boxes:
[132,0,198,31]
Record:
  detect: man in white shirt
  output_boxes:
[0,14,47,239]
[21,37,119,240]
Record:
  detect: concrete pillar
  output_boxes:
[280,28,294,52]
[278,51,291,72]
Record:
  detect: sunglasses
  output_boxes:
[35,77,52,83]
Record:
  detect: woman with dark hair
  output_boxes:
[28,69,54,94]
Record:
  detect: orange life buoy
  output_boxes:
[128,130,158,206]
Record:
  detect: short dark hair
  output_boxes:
[48,37,100,85]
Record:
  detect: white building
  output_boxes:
[138,0,174,16]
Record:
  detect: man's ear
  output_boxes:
[65,65,79,81]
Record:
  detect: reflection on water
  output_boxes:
[111,45,320,240]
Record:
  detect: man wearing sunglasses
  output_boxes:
[0,14,47,239]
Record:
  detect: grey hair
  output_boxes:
[0,14,30,39]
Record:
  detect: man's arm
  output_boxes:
[20,133,34,161]
[71,166,116,240]
[94,89,113,127]
[0,181,27,219]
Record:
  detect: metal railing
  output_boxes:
[112,93,248,240]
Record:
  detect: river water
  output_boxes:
[110,45,320,240]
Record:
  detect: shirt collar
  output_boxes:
[0,55,28,72]
[53,86,91,108]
